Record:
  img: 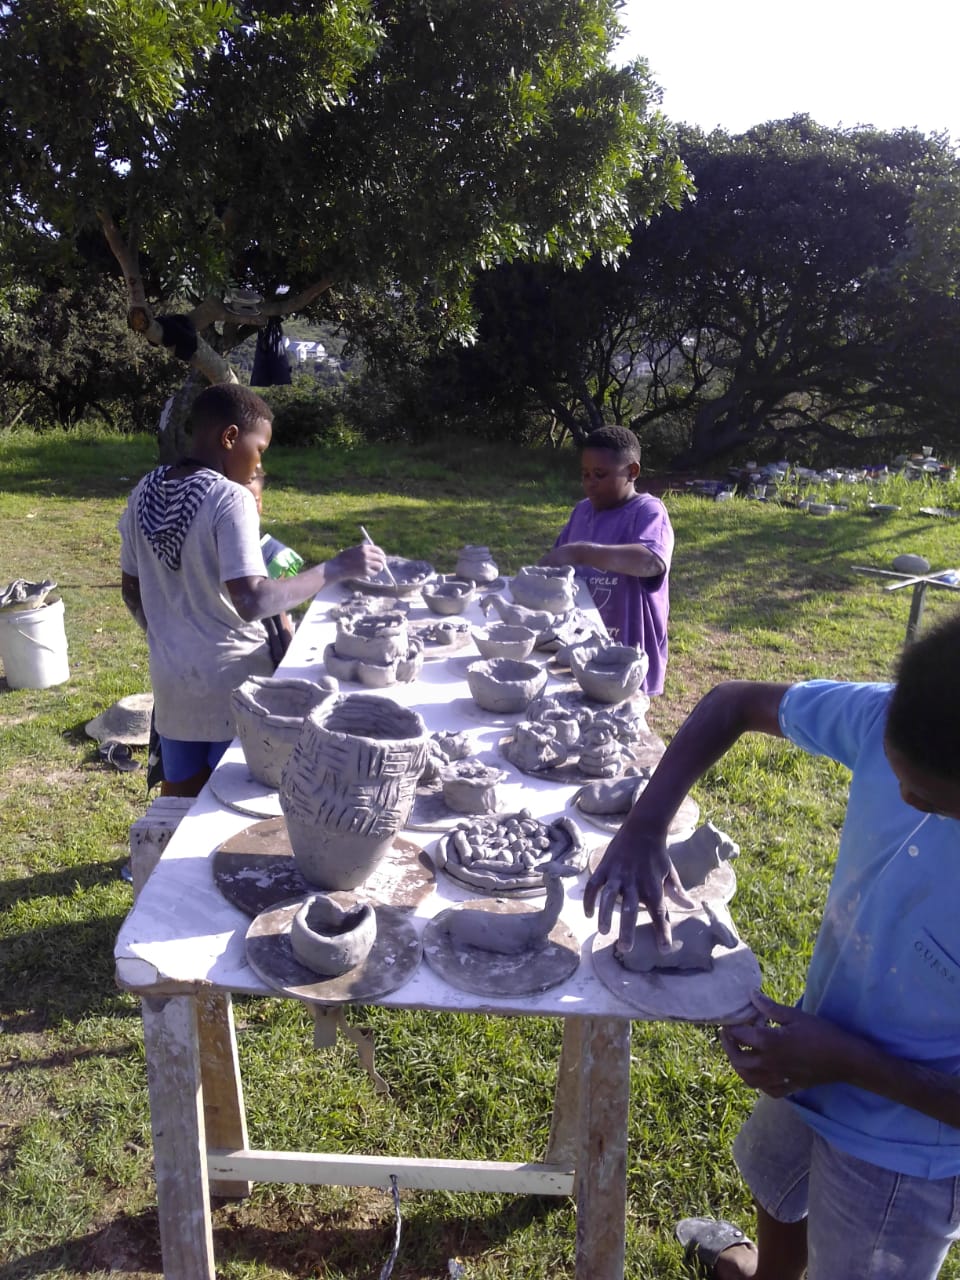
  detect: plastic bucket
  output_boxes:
[0,598,70,689]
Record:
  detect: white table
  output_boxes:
[114,580,713,1278]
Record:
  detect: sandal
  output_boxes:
[675,1217,753,1276]
[98,740,141,773]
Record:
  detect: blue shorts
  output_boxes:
[158,735,231,783]
[734,1094,960,1279]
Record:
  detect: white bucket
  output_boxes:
[0,597,70,689]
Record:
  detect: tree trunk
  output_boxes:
[156,372,205,463]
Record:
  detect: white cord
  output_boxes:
[378,1175,402,1280]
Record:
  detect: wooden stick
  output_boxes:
[360,525,397,586]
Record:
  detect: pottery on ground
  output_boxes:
[280,693,429,889]
[421,575,476,616]
[455,545,499,584]
[466,657,548,714]
[231,674,339,789]
[472,623,538,661]
[568,641,649,704]
[289,891,378,975]
[509,564,577,614]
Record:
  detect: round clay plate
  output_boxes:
[422,902,580,996]
[246,899,422,1004]
[573,788,700,839]
[499,731,666,786]
[213,818,435,917]
[585,843,737,904]
[342,557,435,597]
[406,619,475,659]
[209,759,282,818]
[589,927,761,1024]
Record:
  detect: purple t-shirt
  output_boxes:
[555,492,673,695]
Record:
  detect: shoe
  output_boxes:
[675,1217,753,1276]
[98,740,141,773]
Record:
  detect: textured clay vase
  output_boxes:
[509,564,577,614]
[466,658,548,714]
[289,891,378,976]
[231,674,339,788]
[280,693,429,889]
[455,545,499,585]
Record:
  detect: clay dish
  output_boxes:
[569,642,649,704]
[472,623,538,661]
[510,564,577,614]
[231,674,339,789]
[466,657,548,714]
[289,891,378,976]
[343,556,434,597]
[422,575,476,615]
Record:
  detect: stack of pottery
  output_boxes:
[323,611,424,687]
[280,693,429,889]
[509,564,576,614]
[231,674,339,788]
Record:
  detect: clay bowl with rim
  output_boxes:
[568,643,649,705]
[421,575,476,616]
[466,657,548,714]
[289,891,378,976]
[231,674,338,789]
[472,622,538,661]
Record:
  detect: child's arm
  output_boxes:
[225,541,385,622]
[540,541,665,577]
[121,571,148,633]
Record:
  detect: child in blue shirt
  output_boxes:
[586,614,960,1280]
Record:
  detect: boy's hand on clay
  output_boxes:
[538,546,572,568]
[583,827,691,953]
[329,542,385,582]
[720,990,860,1097]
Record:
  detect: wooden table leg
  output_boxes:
[545,1017,585,1166]
[197,991,251,1198]
[141,993,216,1280]
[574,1016,631,1280]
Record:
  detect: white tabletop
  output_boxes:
[115,578,733,1020]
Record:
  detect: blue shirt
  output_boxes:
[779,680,960,1177]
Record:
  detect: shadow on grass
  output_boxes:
[0,1208,161,1278]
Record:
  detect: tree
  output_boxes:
[0,0,686,452]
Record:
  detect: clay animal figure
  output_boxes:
[669,822,740,889]
[480,593,555,634]
[441,862,579,955]
[575,768,652,814]
[616,903,738,973]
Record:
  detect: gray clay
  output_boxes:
[616,905,739,973]
[440,759,507,814]
[507,720,569,772]
[891,553,931,575]
[323,611,424,686]
[456,545,499,584]
[669,822,740,889]
[509,564,577,614]
[421,729,474,783]
[466,657,548,713]
[231,674,339,789]
[422,575,476,615]
[480,593,556,635]
[472,623,538,661]
[289,891,378,975]
[569,641,649,704]
[574,770,651,814]
[434,809,586,892]
[329,593,409,620]
[415,619,470,647]
[577,721,628,778]
[441,862,579,955]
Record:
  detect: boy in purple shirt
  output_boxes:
[541,425,673,695]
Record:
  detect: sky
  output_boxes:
[614,1,959,142]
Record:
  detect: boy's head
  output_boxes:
[885,613,960,818]
[190,384,273,485]
[579,425,641,512]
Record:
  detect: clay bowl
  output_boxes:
[343,556,434,598]
[289,892,378,976]
[466,657,548,714]
[231,674,338,789]
[422,575,476,616]
[472,623,538,661]
[569,643,649,705]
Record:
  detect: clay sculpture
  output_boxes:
[480,593,556,635]
[440,759,507,814]
[466,657,548,714]
[507,720,570,772]
[433,809,586,893]
[440,862,579,955]
[537,610,604,657]
[344,556,434,597]
[231,674,339,789]
[456,545,499,584]
[509,564,577,614]
[577,721,629,778]
[568,641,649,704]
[422,575,476,616]
[669,823,740,889]
[328,592,409,620]
[617,902,739,973]
[574,769,652,814]
[280,693,429,889]
[472,623,538,661]
[289,891,378,976]
[421,729,474,784]
[323,611,425,686]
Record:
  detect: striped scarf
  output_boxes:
[136,465,220,571]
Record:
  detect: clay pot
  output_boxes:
[509,565,576,613]
[334,612,408,663]
[466,658,548,714]
[569,642,649,704]
[231,674,339,789]
[280,694,429,889]
[289,892,378,976]
[440,760,506,814]
[455,545,499,584]
[472,623,538,661]
[422,576,476,616]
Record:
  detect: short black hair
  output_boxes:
[886,612,960,777]
[581,425,641,466]
[191,383,273,436]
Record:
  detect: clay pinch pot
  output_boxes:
[231,674,339,789]
[466,657,548,714]
[440,759,507,814]
[421,575,476,616]
[472,622,538,661]
[568,641,649,704]
[455,544,499,585]
[509,564,577,614]
[280,693,429,890]
[289,891,377,976]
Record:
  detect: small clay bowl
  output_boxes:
[289,892,377,976]
[466,657,548,714]
[231,675,338,789]
[422,576,476,616]
[472,623,538,661]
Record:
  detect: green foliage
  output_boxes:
[258,375,364,449]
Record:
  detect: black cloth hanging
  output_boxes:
[251,317,292,386]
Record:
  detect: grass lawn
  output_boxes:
[3,428,960,1278]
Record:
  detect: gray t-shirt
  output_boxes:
[119,469,274,740]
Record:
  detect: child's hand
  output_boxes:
[329,542,385,582]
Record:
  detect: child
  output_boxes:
[245,464,296,664]
[585,614,960,1280]
[540,425,673,695]
[120,382,383,798]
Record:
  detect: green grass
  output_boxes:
[3,427,960,1277]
